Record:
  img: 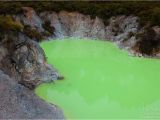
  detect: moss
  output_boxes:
[23,25,43,41]
[23,23,56,41]
[0,15,23,32]
[0,15,23,40]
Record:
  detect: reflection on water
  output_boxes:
[36,38,160,119]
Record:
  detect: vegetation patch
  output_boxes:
[137,28,160,55]
[1,1,160,27]
[0,15,23,32]
[23,25,43,41]
[0,15,23,40]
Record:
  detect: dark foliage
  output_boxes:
[0,1,160,27]
[0,15,23,40]
[138,28,160,55]
[0,15,23,32]
[23,25,43,41]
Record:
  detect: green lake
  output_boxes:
[35,38,160,119]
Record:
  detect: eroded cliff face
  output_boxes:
[40,11,138,42]
[14,7,160,57]
[43,12,160,57]
[0,32,59,89]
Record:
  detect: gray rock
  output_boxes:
[15,8,140,48]
[39,11,139,51]
[21,7,44,32]
[90,17,105,39]
[0,32,59,89]
[40,11,67,38]
[0,70,64,119]
[58,11,93,38]
[40,11,105,39]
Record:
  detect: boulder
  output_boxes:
[0,70,64,119]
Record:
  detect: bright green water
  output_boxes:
[36,38,160,119]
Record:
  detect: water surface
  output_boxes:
[36,38,160,119]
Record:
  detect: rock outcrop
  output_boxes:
[0,23,62,117]
[40,11,111,39]
[13,7,160,57]
[0,70,64,119]
[39,11,143,56]
[0,32,59,89]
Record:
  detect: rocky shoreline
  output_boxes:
[15,7,160,57]
[0,6,160,118]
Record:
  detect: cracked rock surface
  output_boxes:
[0,31,64,118]
[0,70,64,119]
